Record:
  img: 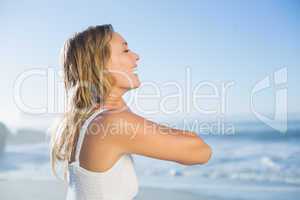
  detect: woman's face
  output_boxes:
[106,32,140,90]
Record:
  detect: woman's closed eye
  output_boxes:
[124,49,130,53]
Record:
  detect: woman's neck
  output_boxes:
[98,87,130,112]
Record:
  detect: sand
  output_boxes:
[0,179,207,200]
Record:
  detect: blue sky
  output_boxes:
[0,0,299,129]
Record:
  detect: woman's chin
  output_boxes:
[130,76,141,88]
[131,82,141,89]
[129,80,141,89]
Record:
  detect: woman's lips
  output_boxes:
[132,66,138,75]
[133,69,138,75]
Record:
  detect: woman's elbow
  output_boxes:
[179,142,213,165]
[198,144,213,164]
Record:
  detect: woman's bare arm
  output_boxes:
[96,110,212,165]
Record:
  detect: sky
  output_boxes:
[0,0,299,130]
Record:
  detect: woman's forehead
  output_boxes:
[111,32,127,46]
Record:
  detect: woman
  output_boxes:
[50,24,212,200]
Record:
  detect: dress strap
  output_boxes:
[75,108,108,163]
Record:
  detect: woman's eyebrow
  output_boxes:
[122,41,128,46]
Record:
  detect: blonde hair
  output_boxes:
[50,24,115,182]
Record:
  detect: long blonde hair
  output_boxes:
[50,24,115,181]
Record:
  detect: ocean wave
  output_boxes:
[1,139,300,187]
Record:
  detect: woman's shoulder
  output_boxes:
[85,107,142,139]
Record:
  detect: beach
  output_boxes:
[0,179,206,200]
[1,178,299,200]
